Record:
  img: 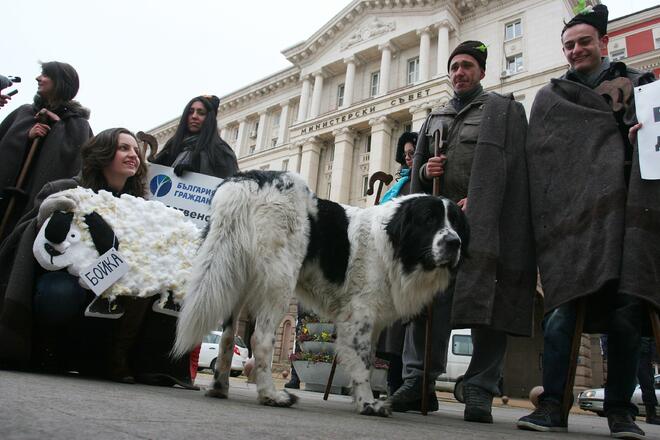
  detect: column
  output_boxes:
[297,76,312,122]
[330,127,355,203]
[409,105,430,132]
[219,126,228,141]
[435,21,451,78]
[342,56,357,108]
[299,137,322,193]
[378,42,393,96]
[309,71,324,119]
[417,27,432,82]
[235,118,247,157]
[277,102,290,146]
[367,117,394,205]
[255,111,268,151]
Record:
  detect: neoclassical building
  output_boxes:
[149,1,660,394]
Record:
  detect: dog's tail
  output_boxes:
[172,182,253,358]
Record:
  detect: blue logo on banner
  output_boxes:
[150,175,172,197]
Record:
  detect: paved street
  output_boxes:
[1,370,659,440]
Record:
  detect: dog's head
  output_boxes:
[33,210,120,272]
[385,195,469,274]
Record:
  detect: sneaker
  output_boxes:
[607,411,645,439]
[463,384,494,423]
[386,378,438,413]
[517,399,567,432]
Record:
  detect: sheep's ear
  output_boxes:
[44,211,74,244]
[83,212,119,254]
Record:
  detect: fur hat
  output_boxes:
[562,3,608,37]
[447,40,488,72]
[395,132,418,166]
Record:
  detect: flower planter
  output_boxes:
[300,341,336,354]
[304,323,335,335]
[292,360,350,394]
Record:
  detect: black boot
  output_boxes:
[646,405,660,425]
[285,364,300,389]
[386,377,438,413]
[108,297,150,383]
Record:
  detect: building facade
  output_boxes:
[149,1,660,393]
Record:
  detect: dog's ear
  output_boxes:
[83,211,119,254]
[385,199,412,250]
[44,211,74,244]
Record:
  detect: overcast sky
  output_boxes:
[2,0,656,134]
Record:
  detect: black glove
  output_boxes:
[173,162,194,177]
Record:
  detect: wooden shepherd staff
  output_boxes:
[0,110,49,239]
[323,171,393,401]
[421,127,447,415]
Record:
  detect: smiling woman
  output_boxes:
[0,128,184,385]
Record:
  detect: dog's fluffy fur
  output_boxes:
[173,170,468,416]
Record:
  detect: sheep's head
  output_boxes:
[33,210,119,277]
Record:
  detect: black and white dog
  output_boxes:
[173,170,468,416]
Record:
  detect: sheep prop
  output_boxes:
[33,187,201,304]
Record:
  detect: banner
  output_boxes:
[146,163,223,228]
[634,80,660,180]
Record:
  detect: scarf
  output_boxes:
[380,168,410,204]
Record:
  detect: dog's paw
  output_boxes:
[360,400,392,417]
[205,388,229,399]
[259,389,299,407]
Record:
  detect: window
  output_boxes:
[203,333,220,344]
[452,334,473,356]
[326,182,332,199]
[407,57,420,85]
[404,123,412,133]
[231,127,239,141]
[506,54,524,74]
[248,145,256,154]
[654,28,660,50]
[610,48,626,61]
[365,135,372,153]
[282,159,289,171]
[370,71,380,97]
[271,112,281,128]
[271,137,278,147]
[505,20,522,40]
[362,175,369,197]
[337,83,345,107]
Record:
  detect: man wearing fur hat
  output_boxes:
[517,3,656,438]
[389,40,536,422]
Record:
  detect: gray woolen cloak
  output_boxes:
[0,102,92,240]
[412,93,537,337]
[526,78,660,318]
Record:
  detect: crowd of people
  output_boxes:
[0,3,658,439]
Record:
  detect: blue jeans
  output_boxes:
[540,294,643,415]
[34,272,89,326]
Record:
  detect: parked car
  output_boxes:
[435,329,472,401]
[578,375,660,417]
[198,331,250,376]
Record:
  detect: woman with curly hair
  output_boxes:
[0,128,188,386]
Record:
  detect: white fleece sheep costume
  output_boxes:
[33,187,201,304]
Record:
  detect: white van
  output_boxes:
[435,328,472,401]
